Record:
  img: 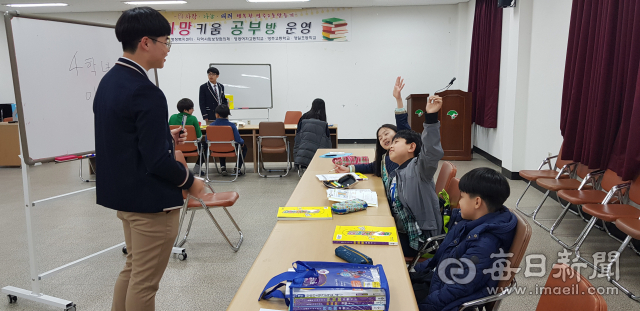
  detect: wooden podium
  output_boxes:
[406,90,472,161]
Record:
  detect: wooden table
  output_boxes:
[201,124,339,173]
[304,148,374,173]
[226,149,418,311]
[0,122,20,167]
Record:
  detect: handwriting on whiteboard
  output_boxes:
[68,51,112,101]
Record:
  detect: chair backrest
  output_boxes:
[488,211,532,310]
[284,111,302,125]
[446,177,461,209]
[259,122,286,148]
[555,144,573,170]
[575,163,596,179]
[169,125,198,153]
[629,174,640,205]
[535,264,607,311]
[435,161,457,195]
[599,169,626,192]
[206,126,236,153]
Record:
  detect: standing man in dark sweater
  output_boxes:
[93,7,204,311]
[199,67,228,123]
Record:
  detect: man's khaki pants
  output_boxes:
[112,209,180,311]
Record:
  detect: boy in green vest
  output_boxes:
[169,98,205,174]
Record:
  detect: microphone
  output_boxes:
[435,77,456,94]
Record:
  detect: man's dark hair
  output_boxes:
[215,104,231,118]
[177,98,194,113]
[459,167,510,213]
[207,67,220,75]
[115,7,171,53]
[393,130,422,158]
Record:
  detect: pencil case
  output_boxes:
[335,245,374,265]
[332,156,370,166]
[331,199,368,214]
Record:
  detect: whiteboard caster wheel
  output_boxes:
[122,246,127,254]
[65,304,77,311]
[8,295,17,304]
[178,251,187,261]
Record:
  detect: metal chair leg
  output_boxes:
[175,209,197,248]
[258,140,290,178]
[515,181,535,216]
[549,201,591,249]
[203,205,243,252]
[174,202,190,247]
[530,190,552,232]
[574,217,599,270]
[606,235,640,301]
[207,145,243,183]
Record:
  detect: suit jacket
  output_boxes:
[93,57,194,213]
[199,81,228,120]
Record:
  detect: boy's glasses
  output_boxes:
[146,37,171,50]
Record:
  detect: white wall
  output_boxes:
[473,0,573,173]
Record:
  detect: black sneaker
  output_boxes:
[232,167,245,176]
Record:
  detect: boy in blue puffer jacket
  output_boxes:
[413,167,517,311]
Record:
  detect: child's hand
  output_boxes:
[426,95,443,114]
[335,165,350,173]
[392,76,405,100]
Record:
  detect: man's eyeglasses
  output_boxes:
[146,37,171,50]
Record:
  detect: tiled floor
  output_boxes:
[0,143,638,310]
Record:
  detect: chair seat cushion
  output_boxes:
[557,190,607,205]
[519,170,568,181]
[187,191,239,208]
[181,152,199,157]
[614,217,640,240]
[582,204,640,223]
[262,146,286,153]
[536,178,590,191]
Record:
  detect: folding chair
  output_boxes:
[170,125,201,174]
[534,264,608,311]
[406,177,460,269]
[604,217,640,302]
[515,146,573,215]
[205,125,245,182]
[527,163,598,232]
[173,151,243,252]
[550,169,625,249]
[284,111,302,124]
[573,175,640,274]
[257,122,291,178]
[435,161,457,195]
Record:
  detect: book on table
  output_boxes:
[332,226,399,245]
[277,207,333,220]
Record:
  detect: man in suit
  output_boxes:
[199,67,228,123]
[93,7,204,311]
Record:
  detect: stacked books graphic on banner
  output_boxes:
[322,18,348,41]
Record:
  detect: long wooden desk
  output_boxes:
[226,149,418,311]
[200,124,339,173]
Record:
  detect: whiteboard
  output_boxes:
[209,63,272,109]
[6,14,157,164]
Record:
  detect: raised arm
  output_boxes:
[393,76,411,131]
[416,95,444,182]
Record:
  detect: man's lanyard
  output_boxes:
[115,57,148,78]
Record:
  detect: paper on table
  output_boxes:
[327,189,378,207]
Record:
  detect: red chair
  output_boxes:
[173,151,243,252]
[534,264,607,311]
[516,146,573,216]
[257,122,290,178]
[606,217,640,301]
[435,161,457,196]
[205,126,244,182]
[284,111,302,125]
[550,169,625,249]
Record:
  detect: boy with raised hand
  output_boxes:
[387,95,445,258]
[413,168,517,311]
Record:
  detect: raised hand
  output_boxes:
[426,95,443,114]
[392,76,405,100]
